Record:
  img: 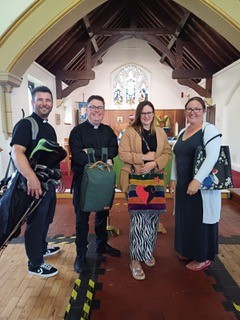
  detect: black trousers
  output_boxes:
[25,184,56,267]
[73,186,109,258]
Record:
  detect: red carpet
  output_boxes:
[232,170,240,188]
[60,161,72,189]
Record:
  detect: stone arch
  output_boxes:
[0,0,239,80]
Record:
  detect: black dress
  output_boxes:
[173,130,218,261]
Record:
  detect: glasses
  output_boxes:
[185,107,203,114]
[141,112,153,116]
[88,105,104,111]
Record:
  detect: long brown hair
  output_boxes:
[132,100,156,134]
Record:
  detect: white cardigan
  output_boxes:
[171,122,222,224]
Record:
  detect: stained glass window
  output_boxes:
[112,64,149,108]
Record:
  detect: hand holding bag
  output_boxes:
[193,133,233,190]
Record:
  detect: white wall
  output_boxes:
[212,60,240,171]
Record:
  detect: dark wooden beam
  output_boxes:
[178,79,206,96]
[205,78,212,98]
[56,79,62,99]
[52,42,85,70]
[137,34,175,67]
[93,27,174,36]
[174,39,216,81]
[83,15,103,64]
[177,77,212,97]
[91,35,133,67]
[172,69,213,79]
[93,0,127,27]
[61,80,90,98]
[160,11,190,63]
[129,0,137,28]
[175,38,183,69]
[54,70,95,80]
[85,41,92,70]
[182,40,218,71]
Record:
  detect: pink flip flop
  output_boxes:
[186,260,211,272]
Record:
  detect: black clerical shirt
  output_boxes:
[69,120,118,174]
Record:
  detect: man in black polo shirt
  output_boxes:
[11,86,65,278]
[69,95,121,273]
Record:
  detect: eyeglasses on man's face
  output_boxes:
[88,105,104,111]
[185,107,203,114]
[141,111,153,116]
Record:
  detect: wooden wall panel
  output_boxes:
[103,109,185,137]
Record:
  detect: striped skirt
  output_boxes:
[129,210,160,261]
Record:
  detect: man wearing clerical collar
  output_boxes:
[69,95,120,273]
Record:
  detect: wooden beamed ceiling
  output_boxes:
[36,0,240,99]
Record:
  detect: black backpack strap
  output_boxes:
[3,157,15,180]
[24,116,39,140]
[0,156,16,191]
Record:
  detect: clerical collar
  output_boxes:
[42,119,48,123]
[87,120,99,129]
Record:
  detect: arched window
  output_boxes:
[112,64,149,108]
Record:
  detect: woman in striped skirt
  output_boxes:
[119,101,171,280]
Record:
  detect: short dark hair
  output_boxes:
[185,96,206,110]
[87,95,105,107]
[31,86,53,101]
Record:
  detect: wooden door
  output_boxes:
[206,105,216,124]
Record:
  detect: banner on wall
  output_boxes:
[77,102,87,123]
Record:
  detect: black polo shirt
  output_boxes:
[11,112,57,158]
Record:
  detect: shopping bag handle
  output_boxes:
[86,148,108,163]
[101,148,108,162]
[203,133,222,148]
[86,148,96,163]
[88,161,111,172]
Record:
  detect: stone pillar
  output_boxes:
[0,72,22,138]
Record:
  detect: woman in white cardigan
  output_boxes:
[170,96,221,272]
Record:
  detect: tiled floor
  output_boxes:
[0,195,240,319]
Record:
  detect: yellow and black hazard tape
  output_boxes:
[64,278,81,317]
[64,278,96,320]
[11,235,76,245]
[80,279,95,320]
